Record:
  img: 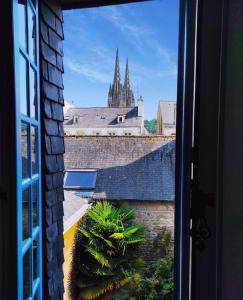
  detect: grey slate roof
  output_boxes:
[64,136,175,201]
[64,107,142,128]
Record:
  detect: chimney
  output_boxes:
[137,96,144,117]
[73,115,79,124]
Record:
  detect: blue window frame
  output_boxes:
[13,0,42,299]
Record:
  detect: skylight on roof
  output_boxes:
[64,170,97,190]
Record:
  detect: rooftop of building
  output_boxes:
[64,136,175,201]
[64,106,142,128]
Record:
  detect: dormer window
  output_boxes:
[117,114,125,123]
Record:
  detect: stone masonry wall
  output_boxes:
[112,201,174,262]
[131,201,174,262]
[40,1,65,299]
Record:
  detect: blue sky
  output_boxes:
[63,0,179,119]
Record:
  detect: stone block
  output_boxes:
[46,189,57,207]
[48,64,63,88]
[46,242,54,262]
[40,21,49,44]
[46,207,52,225]
[44,99,52,118]
[56,187,64,203]
[46,222,58,242]
[41,41,56,65]
[56,54,64,72]
[45,119,59,136]
[43,80,59,102]
[52,103,63,121]
[42,60,49,81]
[56,155,64,171]
[58,123,64,137]
[52,172,64,188]
[51,136,64,154]
[46,155,59,173]
[45,135,52,154]
[58,88,64,104]
[55,18,64,39]
[45,174,53,190]
[44,0,63,21]
[52,202,64,222]
[49,28,63,55]
[42,3,56,30]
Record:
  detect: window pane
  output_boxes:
[18,1,27,50]
[23,248,31,299]
[31,126,37,174]
[29,66,37,119]
[21,123,29,179]
[19,54,28,115]
[22,189,30,242]
[28,4,36,62]
[32,183,38,228]
[65,171,97,188]
[33,236,39,280]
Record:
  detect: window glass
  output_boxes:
[31,126,37,174]
[32,183,38,228]
[33,235,39,280]
[22,188,30,242]
[23,248,31,299]
[18,1,27,50]
[64,171,97,189]
[19,54,28,115]
[29,66,37,119]
[21,123,29,179]
[28,4,36,62]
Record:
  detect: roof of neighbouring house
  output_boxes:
[64,136,175,201]
[64,107,142,128]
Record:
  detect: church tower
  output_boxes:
[108,50,135,108]
[123,58,135,107]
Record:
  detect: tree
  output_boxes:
[144,119,157,134]
[70,201,145,300]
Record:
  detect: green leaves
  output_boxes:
[73,201,146,299]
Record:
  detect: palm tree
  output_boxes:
[70,201,145,300]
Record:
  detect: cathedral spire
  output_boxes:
[124,58,130,91]
[113,48,121,93]
[108,50,135,108]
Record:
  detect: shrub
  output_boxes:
[128,228,174,300]
[70,201,145,300]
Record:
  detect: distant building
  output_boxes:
[64,50,146,136]
[157,101,176,136]
[108,49,135,108]
[64,100,145,136]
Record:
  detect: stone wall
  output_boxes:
[40,1,65,299]
[112,200,174,262]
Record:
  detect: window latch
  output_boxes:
[190,180,215,251]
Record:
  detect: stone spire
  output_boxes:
[113,49,120,89]
[108,50,135,108]
[123,58,135,107]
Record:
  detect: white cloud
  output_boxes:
[65,58,111,84]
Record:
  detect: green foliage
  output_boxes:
[128,228,174,300]
[71,201,146,300]
[144,119,157,134]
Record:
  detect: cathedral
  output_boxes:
[108,49,135,108]
[64,50,145,136]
